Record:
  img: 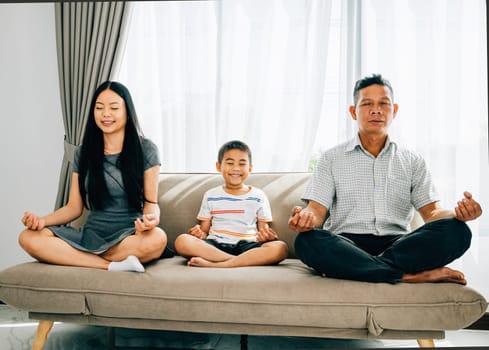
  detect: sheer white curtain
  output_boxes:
[118,0,337,172]
[117,0,488,297]
[117,1,218,172]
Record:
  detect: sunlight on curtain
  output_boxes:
[118,0,340,172]
[118,1,218,172]
[118,0,488,298]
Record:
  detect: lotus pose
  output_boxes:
[19,81,168,272]
[175,140,288,268]
[289,74,482,284]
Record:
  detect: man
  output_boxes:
[289,74,482,284]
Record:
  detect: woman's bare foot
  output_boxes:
[402,267,466,285]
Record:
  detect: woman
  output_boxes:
[19,81,167,272]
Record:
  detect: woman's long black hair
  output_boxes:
[78,81,145,212]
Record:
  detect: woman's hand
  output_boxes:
[134,213,158,233]
[21,211,46,231]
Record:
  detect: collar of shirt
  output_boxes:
[345,133,397,156]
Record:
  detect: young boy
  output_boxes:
[174,140,288,267]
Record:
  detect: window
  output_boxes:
[117,0,489,298]
[118,0,348,172]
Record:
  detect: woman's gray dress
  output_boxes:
[49,138,160,254]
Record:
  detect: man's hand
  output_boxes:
[288,206,316,233]
[454,191,482,222]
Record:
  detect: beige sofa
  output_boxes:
[0,172,487,350]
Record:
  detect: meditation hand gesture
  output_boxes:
[288,206,317,233]
[257,225,278,242]
[134,213,158,233]
[21,212,46,231]
[188,224,208,239]
[454,191,482,222]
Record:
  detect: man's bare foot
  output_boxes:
[402,267,466,285]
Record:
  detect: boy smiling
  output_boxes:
[175,140,288,267]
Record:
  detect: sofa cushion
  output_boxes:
[0,259,486,337]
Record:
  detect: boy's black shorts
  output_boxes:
[205,239,262,255]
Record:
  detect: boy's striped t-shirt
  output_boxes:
[197,185,272,244]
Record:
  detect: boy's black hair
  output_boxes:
[217,140,252,165]
[78,80,145,212]
[353,74,394,106]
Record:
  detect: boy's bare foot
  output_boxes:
[402,267,466,285]
[188,257,218,267]
[188,256,235,268]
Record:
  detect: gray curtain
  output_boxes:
[54,1,132,209]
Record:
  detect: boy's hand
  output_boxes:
[257,226,278,242]
[188,224,208,239]
[21,211,45,231]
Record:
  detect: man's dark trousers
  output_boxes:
[294,218,471,283]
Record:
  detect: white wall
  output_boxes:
[0,3,63,269]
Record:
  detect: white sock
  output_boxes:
[108,255,145,273]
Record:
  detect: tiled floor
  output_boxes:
[0,305,487,349]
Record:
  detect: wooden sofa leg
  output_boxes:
[417,339,435,348]
[32,320,54,350]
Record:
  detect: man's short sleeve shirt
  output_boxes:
[302,135,439,235]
